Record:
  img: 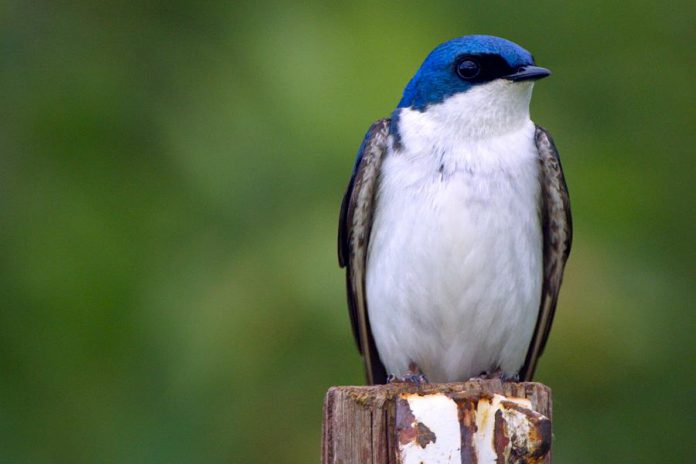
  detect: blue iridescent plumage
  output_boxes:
[398,35,536,110]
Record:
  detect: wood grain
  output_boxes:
[322,379,552,464]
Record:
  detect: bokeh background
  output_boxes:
[2,1,694,462]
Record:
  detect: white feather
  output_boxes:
[366,80,543,382]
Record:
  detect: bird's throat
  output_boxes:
[398,81,534,144]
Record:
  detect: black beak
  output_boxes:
[504,65,551,82]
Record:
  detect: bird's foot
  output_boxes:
[474,369,519,383]
[387,362,429,386]
[387,373,429,385]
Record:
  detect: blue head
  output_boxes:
[398,35,549,110]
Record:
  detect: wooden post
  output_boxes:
[322,379,552,464]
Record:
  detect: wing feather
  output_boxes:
[520,126,573,381]
[338,119,391,384]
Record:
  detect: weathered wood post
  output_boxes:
[322,379,552,464]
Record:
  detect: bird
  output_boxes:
[338,35,572,385]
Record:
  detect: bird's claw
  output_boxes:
[474,369,519,383]
[387,362,429,385]
[387,373,429,385]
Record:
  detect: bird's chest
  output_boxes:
[370,128,542,273]
[365,127,543,379]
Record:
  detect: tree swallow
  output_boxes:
[338,35,572,384]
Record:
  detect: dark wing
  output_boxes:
[519,126,573,381]
[338,118,390,385]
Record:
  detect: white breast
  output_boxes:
[365,90,543,382]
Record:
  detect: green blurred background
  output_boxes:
[1,1,694,463]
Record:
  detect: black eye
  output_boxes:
[455,58,480,79]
